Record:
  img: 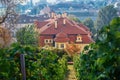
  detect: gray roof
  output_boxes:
[17,14,49,24]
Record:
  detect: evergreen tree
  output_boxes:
[95,5,118,30]
[83,18,94,31]
[16,25,39,46]
[74,17,120,80]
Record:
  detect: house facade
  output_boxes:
[35,13,93,50]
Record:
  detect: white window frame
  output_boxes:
[44,39,53,43]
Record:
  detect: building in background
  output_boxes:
[35,12,93,50]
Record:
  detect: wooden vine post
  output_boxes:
[20,54,26,80]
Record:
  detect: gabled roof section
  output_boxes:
[56,32,68,38]
[54,32,70,42]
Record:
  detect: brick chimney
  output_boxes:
[62,12,67,18]
[63,19,66,25]
[54,15,57,19]
[64,12,67,17]
[57,14,61,18]
[51,12,55,18]
[55,20,57,28]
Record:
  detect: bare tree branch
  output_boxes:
[0,0,25,24]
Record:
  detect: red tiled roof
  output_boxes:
[82,35,94,43]
[56,32,68,38]
[77,23,92,35]
[54,38,70,42]
[34,21,49,28]
[35,17,94,44]
[40,18,88,35]
[54,32,70,42]
[78,23,90,31]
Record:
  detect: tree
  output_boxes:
[83,18,94,31]
[0,27,12,48]
[95,5,118,30]
[0,0,24,36]
[0,0,24,24]
[114,2,120,16]
[74,17,120,80]
[16,25,39,46]
[68,15,81,23]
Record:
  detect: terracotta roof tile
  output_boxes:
[78,23,90,31]
[41,18,88,35]
[56,32,68,38]
[54,32,70,42]
[82,35,94,44]
[34,21,49,28]
[54,38,70,42]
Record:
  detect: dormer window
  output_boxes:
[76,35,82,42]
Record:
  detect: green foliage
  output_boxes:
[16,25,38,46]
[0,43,67,80]
[114,2,120,13]
[83,17,94,31]
[74,17,120,80]
[36,50,67,80]
[51,48,67,58]
[68,15,81,23]
[95,5,118,30]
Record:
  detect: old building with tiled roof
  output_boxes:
[35,13,94,50]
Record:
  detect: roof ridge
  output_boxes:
[72,22,88,34]
[79,23,90,30]
[66,19,74,26]
[65,19,87,34]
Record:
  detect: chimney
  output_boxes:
[63,19,66,25]
[57,14,61,18]
[64,12,67,17]
[51,12,55,18]
[55,21,57,28]
[54,15,57,19]
[48,13,51,18]
[62,12,67,18]
[62,13,65,18]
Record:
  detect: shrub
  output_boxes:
[16,25,38,46]
[0,43,67,80]
[74,17,120,80]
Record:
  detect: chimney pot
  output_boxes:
[64,12,67,17]
[63,19,66,25]
[62,12,67,18]
[51,12,55,18]
[62,13,65,18]
[55,21,57,28]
